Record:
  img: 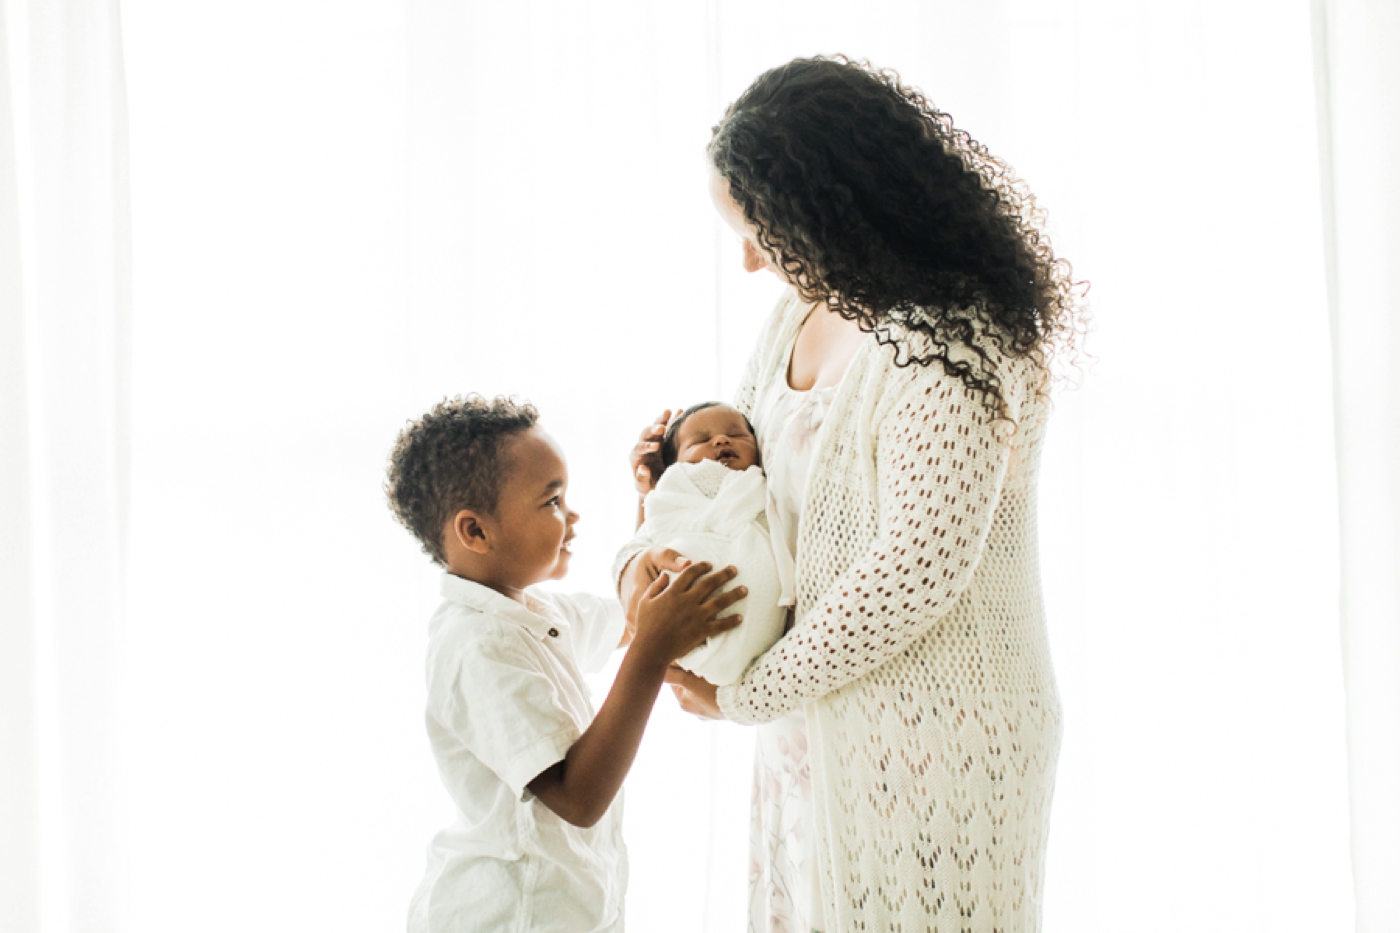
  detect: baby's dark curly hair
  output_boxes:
[385,395,539,565]
[708,56,1085,419]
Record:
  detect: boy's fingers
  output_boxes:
[670,560,715,590]
[645,573,671,597]
[705,584,747,613]
[708,613,743,636]
[692,566,739,599]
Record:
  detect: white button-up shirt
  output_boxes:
[408,573,627,933]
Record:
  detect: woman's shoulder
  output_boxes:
[857,325,1047,431]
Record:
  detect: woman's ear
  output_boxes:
[451,509,491,555]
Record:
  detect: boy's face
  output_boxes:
[488,427,578,587]
[674,406,759,471]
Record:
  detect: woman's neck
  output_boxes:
[786,302,866,391]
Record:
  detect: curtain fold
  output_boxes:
[1313,2,1400,929]
[0,1,40,929]
[0,0,133,930]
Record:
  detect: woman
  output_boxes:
[620,56,1082,933]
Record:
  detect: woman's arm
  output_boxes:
[716,371,1014,725]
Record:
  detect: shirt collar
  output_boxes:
[438,572,569,641]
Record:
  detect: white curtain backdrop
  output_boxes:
[1313,1,1400,930]
[3,1,1393,932]
[1,1,130,932]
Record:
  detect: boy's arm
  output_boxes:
[527,564,744,828]
[525,639,670,828]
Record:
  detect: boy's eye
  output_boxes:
[545,496,560,507]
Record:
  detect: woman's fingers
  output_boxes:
[652,547,691,574]
[645,572,671,598]
[638,410,671,444]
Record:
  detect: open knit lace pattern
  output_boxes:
[652,290,1062,931]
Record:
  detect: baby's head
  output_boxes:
[661,402,759,472]
[386,395,577,587]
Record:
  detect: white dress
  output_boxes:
[747,337,839,933]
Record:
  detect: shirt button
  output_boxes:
[548,628,559,637]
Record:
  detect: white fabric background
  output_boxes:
[1,1,1392,931]
[2,1,130,931]
[1314,1,1400,929]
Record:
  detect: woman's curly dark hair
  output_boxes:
[708,56,1085,418]
[385,395,539,565]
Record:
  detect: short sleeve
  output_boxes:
[546,593,626,674]
[432,631,580,800]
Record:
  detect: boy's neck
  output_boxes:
[444,557,532,606]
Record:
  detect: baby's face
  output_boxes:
[674,406,759,471]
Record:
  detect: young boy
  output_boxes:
[385,395,744,933]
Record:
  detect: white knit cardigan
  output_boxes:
[629,290,1063,932]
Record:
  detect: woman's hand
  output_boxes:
[630,408,676,495]
[665,666,724,720]
[620,546,689,629]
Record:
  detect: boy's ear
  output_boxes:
[450,509,491,555]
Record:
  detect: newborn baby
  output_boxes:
[641,403,792,686]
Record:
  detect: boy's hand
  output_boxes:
[630,408,677,494]
[632,562,744,665]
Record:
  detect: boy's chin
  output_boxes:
[549,553,572,579]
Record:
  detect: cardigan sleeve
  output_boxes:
[717,367,1013,725]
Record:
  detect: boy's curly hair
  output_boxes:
[385,395,539,565]
[708,55,1086,421]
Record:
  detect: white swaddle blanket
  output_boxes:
[642,459,793,686]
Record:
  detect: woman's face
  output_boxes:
[708,166,782,278]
